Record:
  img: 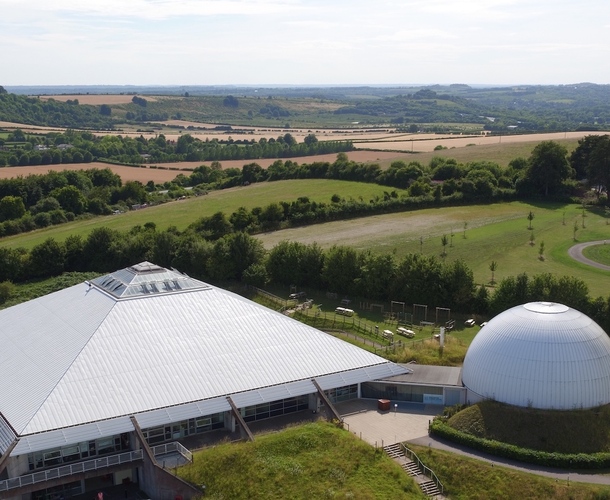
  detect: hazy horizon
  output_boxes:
[2,1,609,87]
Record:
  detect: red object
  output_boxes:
[378,399,391,411]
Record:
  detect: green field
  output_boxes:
[3,178,610,298]
[0,180,407,250]
[256,200,610,298]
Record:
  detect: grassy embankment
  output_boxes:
[447,401,610,454]
[408,444,610,500]
[176,421,424,500]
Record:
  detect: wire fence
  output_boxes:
[248,286,437,353]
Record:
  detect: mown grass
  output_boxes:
[177,421,424,500]
[0,179,407,250]
[408,444,610,500]
[583,242,610,266]
[257,200,610,298]
[447,401,610,454]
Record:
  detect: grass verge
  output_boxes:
[408,444,610,500]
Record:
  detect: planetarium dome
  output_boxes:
[462,302,610,410]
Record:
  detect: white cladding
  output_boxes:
[462,302,610,410]
[0,263,406,455]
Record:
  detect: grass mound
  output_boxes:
[447,401,610,454]
[177,422,423,499]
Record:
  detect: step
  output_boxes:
[402,462,420,476]
[419,479,441,497]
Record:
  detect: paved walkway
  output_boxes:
[337,399,439,448]
[568,240,610,271]
[337,399,610,487]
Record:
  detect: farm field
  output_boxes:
[0,162,185,183]
[256,200,610,299]
[0,179,408,250]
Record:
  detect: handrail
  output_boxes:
[0,450,143,492]
[151,441,193,463]
[401,443,444,495]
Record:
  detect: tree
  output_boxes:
[28,238,65,277]
[99,104,112,116]
[53,185,87,214]
[322,245,360,296]
[223,95,239,108]
[441,234,448,257]
[570,134,606,179]
[538,241,545,261]
[527,211,534,230]
[303,134,318,145]
[226,232,266,280]
[587,135,610,204]
[489,261,497,285]
[525,141,572,197]
[0,195,26,222]
[573,220,579,241]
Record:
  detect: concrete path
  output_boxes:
[568,240,610,271]
[337,400,610,487]
[337,399,439,448]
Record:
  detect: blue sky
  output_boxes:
[1,0,609,86]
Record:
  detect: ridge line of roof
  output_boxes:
[19,294,118,437]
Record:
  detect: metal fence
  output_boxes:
[151,441,193,463]
[0,450,143,492]
[401,443,444,495]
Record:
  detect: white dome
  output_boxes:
[462,302,610,410]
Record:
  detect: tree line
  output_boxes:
[2,225,610,334]
[0,129,352,167]
[2,135,609,239]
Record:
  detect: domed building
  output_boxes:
[462,302,610,410]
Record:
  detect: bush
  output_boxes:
[0,281,14,305]
[429,418,610,469]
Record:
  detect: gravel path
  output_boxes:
[568,240,610,271]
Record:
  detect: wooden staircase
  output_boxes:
[383,443,445,499]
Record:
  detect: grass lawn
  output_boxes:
[408,444,610,500]
[583,242,610,266]
[177,421,424,499]
[257,200,610,298]
[0,179,407,250]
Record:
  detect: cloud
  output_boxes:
[0,0,301,21]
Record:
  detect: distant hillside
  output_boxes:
[0,86,114,129]
[2,83,610,132]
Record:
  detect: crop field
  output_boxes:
[0,162,185,183]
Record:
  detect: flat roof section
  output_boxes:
[382,364,463,387]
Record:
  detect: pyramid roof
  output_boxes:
[0,263,406,455]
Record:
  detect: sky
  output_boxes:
[1,0,609,86]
